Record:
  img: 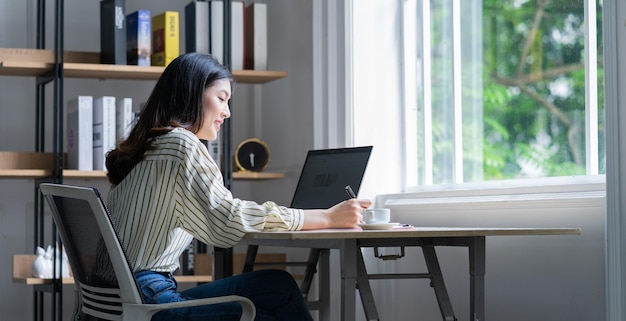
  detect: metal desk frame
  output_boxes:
[238,227,580,321]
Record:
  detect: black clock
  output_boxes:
[234,138,271,172]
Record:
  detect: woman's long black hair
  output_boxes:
[106,53,234,185]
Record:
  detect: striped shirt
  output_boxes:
[107,128,304,273]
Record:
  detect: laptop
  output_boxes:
[290,146,373,209]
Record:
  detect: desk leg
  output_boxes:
[356,249,379,320]
[422,244,456,321]
[302,249,322,298]
[318,249,331,321]
[242,245,258,273]
[469,237,486,321]
[212,247,233,279]
[341,240,358,321]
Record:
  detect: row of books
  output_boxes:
[66,95,134,171]
[101,0,267,69]
[66,96,223,172]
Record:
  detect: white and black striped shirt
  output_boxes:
[107,128,304,273]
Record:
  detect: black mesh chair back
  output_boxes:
[40,183,255,321]
[41,184,138,320]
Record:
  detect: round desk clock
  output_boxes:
[234,138,271,172]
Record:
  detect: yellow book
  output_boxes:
[151,11,179,66]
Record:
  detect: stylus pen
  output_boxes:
[345,185,356,199]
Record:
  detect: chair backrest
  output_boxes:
[40,183,144,320]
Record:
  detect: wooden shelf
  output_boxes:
[0,169,51,179]
[233,171,285,180]
[232,69,288,84]
[13,275,213,285]
[13,252,296,285]
[0,169,285,180]
[63,170,108,178]
[0,169,94,179]
[0,48,287,83]
[0,61,52,77]
[14,277,76,285]
[64,63,165,80]
[63,64,287,83]
[13,254,212,285]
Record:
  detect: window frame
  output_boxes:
[313,0,623,318]
[403,0,601,190]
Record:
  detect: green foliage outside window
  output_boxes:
[481,0,604,180]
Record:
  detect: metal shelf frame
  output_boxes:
[27,1,248,319]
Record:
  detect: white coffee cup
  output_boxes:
[363,208,391,224]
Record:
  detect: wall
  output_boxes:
[604,0,626,319]
[375,176,606,321]
[0,0,315,319]
[0,0,43,307]
[233,0,316,206]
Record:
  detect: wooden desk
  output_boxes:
[240,227,581,321]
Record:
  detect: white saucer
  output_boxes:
[358,222,399,230]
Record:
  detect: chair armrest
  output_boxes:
[122,295,256,321]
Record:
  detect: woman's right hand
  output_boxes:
[301,198,372,230]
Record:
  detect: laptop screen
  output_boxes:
[290,146,373,209]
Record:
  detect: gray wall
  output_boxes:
[376,178,606,320]
[604,0,626,319]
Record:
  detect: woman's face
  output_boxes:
[197,79,231,140]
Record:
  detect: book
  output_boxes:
[200,136,221,167]
[208,133,221,166]
[151,11,180,66]
[186,0,244,69]
[244,2,267,70]
[209,0,224,63]
[185,0,221,59]
[126,9,151,66]
[66,96,93,171]
[116,97,133,142]
[181,241,195,275]
[231,0,244,70]
[93,96,117,171]
[100,0,127,64]
[185,1,209,54]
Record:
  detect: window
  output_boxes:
[402,0,603,188]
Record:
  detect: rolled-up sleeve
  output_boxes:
[174,133,304,248]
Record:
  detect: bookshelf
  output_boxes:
[0,49,287,180]
[2,1,285,320]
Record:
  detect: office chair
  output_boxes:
[39,183,255,321]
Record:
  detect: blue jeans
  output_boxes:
[135,269,314,321]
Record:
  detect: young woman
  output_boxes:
[104,53,371,321]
